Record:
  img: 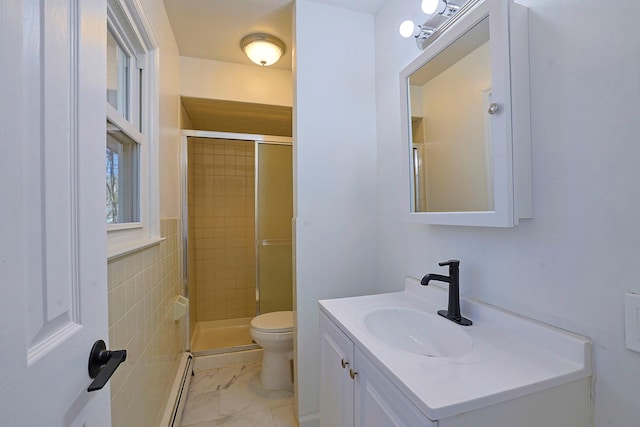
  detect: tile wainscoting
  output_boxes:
[107,218,186,426]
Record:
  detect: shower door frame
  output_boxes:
[180,130,293,351]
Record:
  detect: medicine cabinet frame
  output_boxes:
[400,0,532,227]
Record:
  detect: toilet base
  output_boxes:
[260,350,293,391]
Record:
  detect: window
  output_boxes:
[106,0,159,258]
[106,30,129,119]
[106,119,140,224]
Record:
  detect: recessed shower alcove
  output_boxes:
[180,98,293,356]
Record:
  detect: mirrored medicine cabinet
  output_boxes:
[400,0,532,227]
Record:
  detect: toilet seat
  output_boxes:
[251,311,293,333]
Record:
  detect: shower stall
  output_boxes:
[181,130,293,355]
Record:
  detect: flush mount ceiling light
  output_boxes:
[240,33,286,67]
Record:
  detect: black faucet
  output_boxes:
[421,260,472,326]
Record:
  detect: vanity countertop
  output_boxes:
[318,278,591,420]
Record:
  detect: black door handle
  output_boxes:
[87,340,127,392]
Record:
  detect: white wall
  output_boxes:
[140,0,182,217]
[294,1,377,424]
[180,56,293,106]
[375,0,640,425]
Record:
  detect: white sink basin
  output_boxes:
[362,307,473,357]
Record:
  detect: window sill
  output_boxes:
[107,236,165,261]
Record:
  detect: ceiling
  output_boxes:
[182,97,292,136]
[163,0,385,71]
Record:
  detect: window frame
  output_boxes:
[106,0,160,259]
[106,104,143,226]
[107,26,136,126]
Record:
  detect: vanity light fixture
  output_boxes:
[240,33,286,67]
[400,0,477,48]
[422,0,460,16]
[399,20,435,39]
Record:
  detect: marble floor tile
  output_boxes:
[224,362,262,388]
[181,390,220,426]
[182,359,295,427]
[189,364,254,396]
[185,409,275,427]
[271,405,296,427]
[219,374,293,417]
[180,421,219,427]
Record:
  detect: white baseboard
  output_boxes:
[160,352,193,427]
[299,412,320,427]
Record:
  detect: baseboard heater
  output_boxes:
[161,352,193,427]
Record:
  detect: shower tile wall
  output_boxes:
[188,138,256,322]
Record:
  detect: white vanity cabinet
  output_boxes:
[354,348,436,427]
[320,312,355,426]
[319,280,593,427]
[320,312,436,427]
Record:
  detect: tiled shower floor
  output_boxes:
[180,354,296,427]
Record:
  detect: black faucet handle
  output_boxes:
[438,260,460,268]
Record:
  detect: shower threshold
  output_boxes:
[191,317,259,356]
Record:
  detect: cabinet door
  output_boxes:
[320,313,355,427]
[402,0,532,227]
[354,350,437,427]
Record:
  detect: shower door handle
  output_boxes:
[259,239,291,246]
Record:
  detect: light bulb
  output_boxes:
[399,20,416,38]
[421,0,440,14]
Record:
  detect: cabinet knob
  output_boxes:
[488,102,500,115]
[349,368,358,379]
[341,358,349,369]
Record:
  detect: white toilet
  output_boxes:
[250,311,294,391]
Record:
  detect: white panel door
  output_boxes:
[0,0,111,425]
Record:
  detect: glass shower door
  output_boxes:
[256,143,293,314]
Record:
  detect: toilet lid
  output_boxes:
[251,311,294,333]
